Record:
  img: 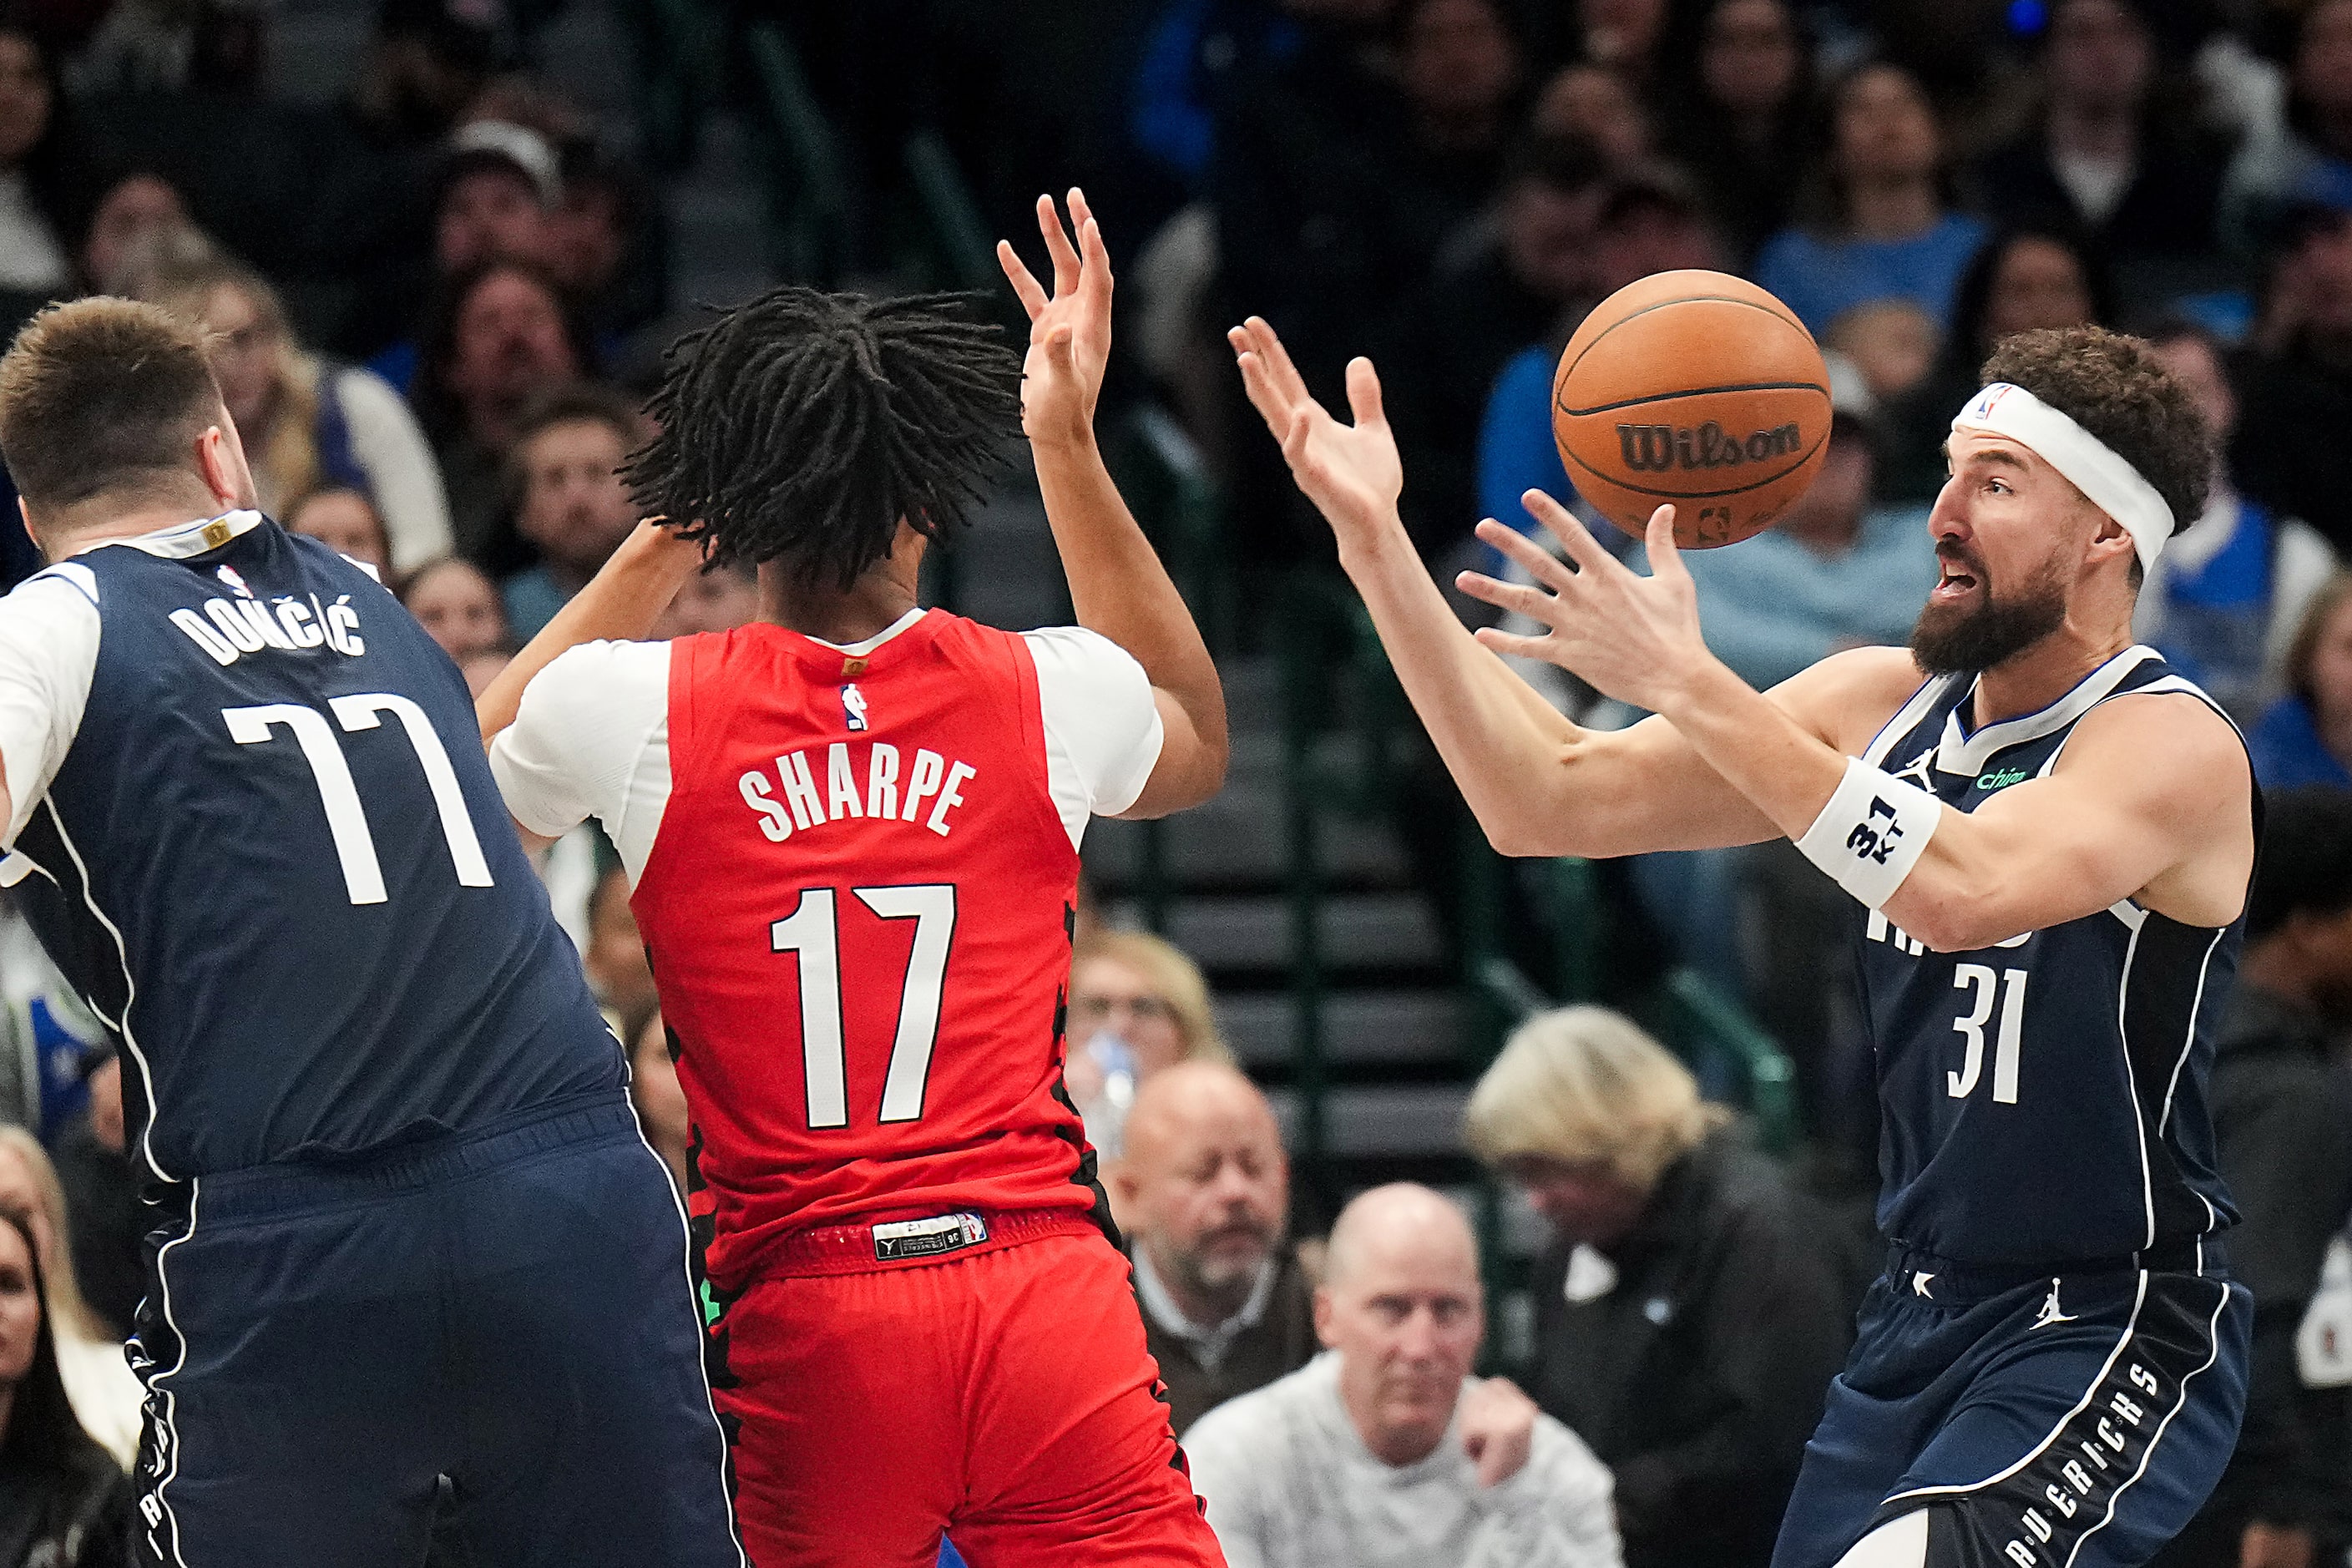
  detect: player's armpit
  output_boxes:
[1881,691,2254,952]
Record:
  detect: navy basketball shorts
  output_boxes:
[1772,1247,2250,1568]
[124,1095,745,1568]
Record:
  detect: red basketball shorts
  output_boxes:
[711,1222,1227,1568]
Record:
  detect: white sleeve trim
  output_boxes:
[488,640,673,885]
[1022,626,1166,852]
[0,568,100,848]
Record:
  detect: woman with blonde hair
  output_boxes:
[1464,1005,1851,1568]
[1064,929,1230,1159]
[0,1127,141,1469]
[135,247,454,574]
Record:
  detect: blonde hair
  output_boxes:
[139,250,324,516]
[1463,1005,1727,1191]
[1071,930,1232,1065]
[0,1124,108,1344]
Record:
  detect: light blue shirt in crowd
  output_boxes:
[1679,503,1939,692]
[501,565,570,645]
[1751,214,1989,336]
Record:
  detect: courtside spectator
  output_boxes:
[1185,1183,1621,1568]
[410,259,590,573]
[502,382,645,640]
[582,862,657,1043]
[0,18,74,297]
[2248,572,2352,787]
[437,120,559,277]
[2150,790,2352,1568]
[72,169,181,295]
[1108,1061,1316,1434]
[2137,321,2337,720]
[2223,0,2352,239]
[1659,0,1813,265]
[45,1055,139,1344]
[1970,0,2226,289]
[1064,929,1232,1156]
[0,1128,140,1469]
[647,561,758,639]
[142,252,453,572]
[1824,299,1937,402]
[2233,204,2352,553]
[1753,60,1987,336]
[1465,1007,1853,1568]
[286,487,395,579]
[0,1207,130,1565]
[1883,225,2112,503]
[1530,64,1653,175]
[399,554,510,663]
[630,1012,690,1194]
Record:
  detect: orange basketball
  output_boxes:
[1551,271,1832,549]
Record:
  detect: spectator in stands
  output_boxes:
[549,140,664,341]
[1186,1182,1621,1568]
[1377,135,1609,559]
[1535,0,1667,83]
[2137,321,2338,721]
[1824,300,1937,403]
[346,0,499,150]
[649,562,760,640]
[2223,0,2352,239]
[43,1056,136,1346]
[410,258,591,574]
[501,382,645,640]
[2248,572,2352,787]
[1464,1006,1853,1568]
[2150,789,2352,1568]
[142,251,453,573]
[583,862,657,1042]
[2233,203,2352,554]
[1970,0,2226,290]
[73,169,182,296]
[0,18,74,298]
[1398,0,1522,170]
[0,1206,130,1565]
[1530,64,1653,174]
[436,120,559,277]
[1680,387,1937,693]
[1065,930,1232,1158]
[630,1013,689,1193]
[1753,61,1989,337]
[1658,0,1813,265]
[1109,1061,1317,1434]
[0,1128,140,1469]
[286,487,394,579]
[1881,225,2112,503]
[398,554,509,663]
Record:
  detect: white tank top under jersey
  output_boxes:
[489,609,1167,888]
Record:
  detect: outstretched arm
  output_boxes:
[1464,502,2255,946]
[1228,316,1823,857]
[999,190,1227,817]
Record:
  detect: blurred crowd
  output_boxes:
[0,0,2348,1565]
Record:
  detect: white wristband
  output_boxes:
[1795,758,1943,910]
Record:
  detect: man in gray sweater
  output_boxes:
[1183,1183,1622,1568]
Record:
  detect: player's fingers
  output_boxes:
[996,240,1049,321]
[1455,570,1560,625]
[1472,625,1560,663]
[1644,504,1689,581]
[1474,518,1578,595]
[1242,316,1312,405]
[1233,350,1295,432]
[1523,489,1616,575]
[1070,190,1112,296]
[1345,357,1387,430]
[1038,192,1080,294]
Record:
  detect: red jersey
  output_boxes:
[628,613,1112,1291]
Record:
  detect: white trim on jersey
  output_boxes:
[139,1175,200,1568]
[2058,1282,2233,1568]
[2116,915,2157,1251]
[1881,1272,2152,1508]
[100,508,267,561]
[1861,675,1960,768]
[2157,928,2228,1140]
[1931,646,2160,779]
[45,799,170,1182]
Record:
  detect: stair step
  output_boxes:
[1265,1083,1473,1159]
[1085,792,1413,891]
[1220,989,1462,1068]
[1113,893,1442,975]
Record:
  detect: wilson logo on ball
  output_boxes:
[1615,420,1804,473]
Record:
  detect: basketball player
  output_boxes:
[1232,316,2256,1568]
[478,193,1230,1565]
[0,301,741,1565]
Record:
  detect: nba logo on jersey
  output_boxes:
[842,684,869,732]
[215,564,252,598]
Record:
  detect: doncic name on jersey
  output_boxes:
[168,563,367,664]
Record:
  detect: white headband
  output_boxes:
[1950,382,2172,576]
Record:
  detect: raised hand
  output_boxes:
[1229,317,1404,554]
[1458,493,1717,714]
[997,188,1112,451]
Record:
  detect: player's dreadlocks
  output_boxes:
[625,287,1023,589]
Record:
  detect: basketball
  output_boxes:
[1550,270,1832,549]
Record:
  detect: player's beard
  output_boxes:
[1909,547,2071,676]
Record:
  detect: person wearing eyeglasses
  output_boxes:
[1064,930,1233,1161]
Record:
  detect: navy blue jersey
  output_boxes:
[1856,645,2248,1270]
[0,513,620,1180]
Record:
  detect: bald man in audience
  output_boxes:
[1183,1183,1622,1568]
[1111,1060,1319,1434]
